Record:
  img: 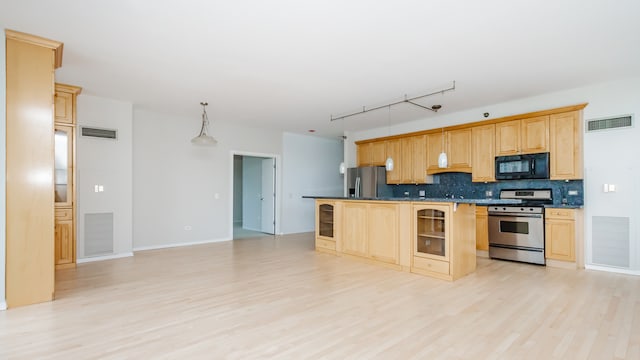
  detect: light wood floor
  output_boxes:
[1,233,639,359]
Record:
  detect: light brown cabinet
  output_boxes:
[357,141,386,167]
[426,132,445,174]
[315,200,341,254]
[54,89,74,124]
[54,209,74,267]
[54,83,81,270]
[545,208,577,262]
[475,206,489,251]
[355,104,585,182]
[412,202,476,281]
[387,135,426,184]
[471,124,496,182]
[341,202,369,257]
[496,116,549,155]
[339,201,400,265]
[427,129,472,175]
[385,139,402,184]
[409,135,427,183]
[447,128,473,173]
[550,111,583,180]
[368,203,399,264]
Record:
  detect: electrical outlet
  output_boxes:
[485,190,493,197]
[568,190,578,196]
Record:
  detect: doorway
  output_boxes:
[232,153,277,239]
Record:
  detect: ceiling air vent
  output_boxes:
[81,126,117,139]
[586,115,633,132]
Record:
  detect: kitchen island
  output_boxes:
[307,197,521,281]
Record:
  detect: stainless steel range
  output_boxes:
[488,189,552,265]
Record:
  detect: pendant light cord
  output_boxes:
[199,102,209,136]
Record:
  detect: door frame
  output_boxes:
[229,150,281,238]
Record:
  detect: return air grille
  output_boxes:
[81,126,118,139]
[586,115,633,132]
[84,212,114,257]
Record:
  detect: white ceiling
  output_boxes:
[3,0,640,138]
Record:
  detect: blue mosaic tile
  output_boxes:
[390,172,584,206]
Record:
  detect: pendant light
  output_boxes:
[191,102,217,146]
[438,128,448,168]
[385,105,394,171]
[339,134,346,174]
[339,117,346,174]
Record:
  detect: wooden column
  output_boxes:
[5,30,63,307]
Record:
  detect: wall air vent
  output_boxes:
[84,212,114,257]
[586,115,633,132]
[81,126,118,139]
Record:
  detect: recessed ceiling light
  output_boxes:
[431,104,442,111]
[308,129,316,133]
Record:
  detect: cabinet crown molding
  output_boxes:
[355,103,588,145]
[5,29,64,69]
[55,83,83,95]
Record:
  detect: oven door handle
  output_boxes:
[489,214,543,219]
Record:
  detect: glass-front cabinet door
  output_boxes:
[414,204,449,261]
[318,203,334,239]
[54,125,73,207]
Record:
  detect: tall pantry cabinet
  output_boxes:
[54,84,82,269]
[5,30,63,307]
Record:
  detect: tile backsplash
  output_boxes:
[390,172,583,206]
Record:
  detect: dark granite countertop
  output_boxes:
[543,204,583,209]
[302,196,522,205]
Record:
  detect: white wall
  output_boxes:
[281,133,343,234]
[132,109,283,249]
[350,76,640,272]
[1,26,7,310]
[76,95,134,260]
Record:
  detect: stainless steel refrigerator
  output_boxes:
[347,166,388,198]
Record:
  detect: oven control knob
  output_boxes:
[520,208,524,211]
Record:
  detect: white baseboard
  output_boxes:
[77,252,134,264]
[0,300,7,311]
[585,264,640,276]
[133,237,232,252]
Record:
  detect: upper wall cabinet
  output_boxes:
[55,90,74,123]
[357,141,386,167]
[355,103,586,182]
[385,138,402,184]
[446,128,472,173]
[427,129,472,175]
[471,124,496,182]
[496,115,549,155]
[386,136,427,185]
[408,135,426,184]
[426,132,444,175]
[550,111,583,180]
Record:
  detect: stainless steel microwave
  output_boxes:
[495,152,550,180]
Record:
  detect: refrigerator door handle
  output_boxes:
[355,177,361,198]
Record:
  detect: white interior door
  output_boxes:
[261,158,275,234]
[241,157,262,232]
